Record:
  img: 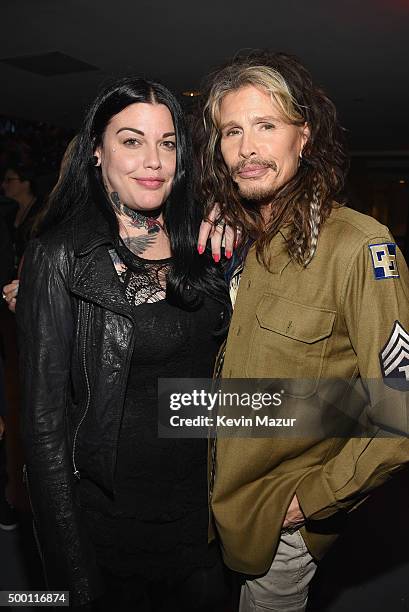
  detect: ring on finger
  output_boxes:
[2,292,7,300]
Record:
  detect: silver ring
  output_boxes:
[2,292,7,301]
[216,221,225,228]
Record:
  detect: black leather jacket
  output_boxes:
[17,207,166,605]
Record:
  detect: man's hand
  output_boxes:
[282,494,305,530]
[0,416,5,440]
[2,279,19,313]
[197,203,237,262]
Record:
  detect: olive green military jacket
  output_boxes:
[211,206,409,575]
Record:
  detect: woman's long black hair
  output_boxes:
[40,76,229,319]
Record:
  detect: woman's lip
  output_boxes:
[133,178,165,189]
[237,166,270,178]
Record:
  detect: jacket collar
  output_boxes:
[252,226,293,275]
[70,190,136,319]
[73,183,115,257]
[70,244,137,320]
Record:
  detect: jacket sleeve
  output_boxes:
[16,238,103,606]
[297,233,409,520]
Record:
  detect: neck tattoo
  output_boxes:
[110,191,163,234]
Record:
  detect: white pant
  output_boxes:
[239,530,317,612]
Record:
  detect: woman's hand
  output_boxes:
[197,203,238,263]
[2,279,19,313]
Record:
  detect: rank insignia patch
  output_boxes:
[379,321,409,391]
[369,243,399,280]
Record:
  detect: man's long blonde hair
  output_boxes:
[199,52,348,267]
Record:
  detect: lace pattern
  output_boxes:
[109,248,171,305]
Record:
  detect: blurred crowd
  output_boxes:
[0,120,73,280]
[0,119,73,532]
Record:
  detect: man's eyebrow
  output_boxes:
[252,115,282,123]
[219,120,239,131]
[219,115,282,131]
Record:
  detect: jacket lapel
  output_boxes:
[245,228,293,276]
[70,246,136,320]
[70,197,136,319]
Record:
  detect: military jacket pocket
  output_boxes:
[245,293,336,397]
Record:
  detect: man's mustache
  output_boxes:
[231,158,278,176]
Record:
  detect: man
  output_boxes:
[197,52,409,611]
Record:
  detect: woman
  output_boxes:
[16,77,229,611]
[2,137,79,312]
[1,161,44,264]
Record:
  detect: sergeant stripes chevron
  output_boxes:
[379,321,409,388]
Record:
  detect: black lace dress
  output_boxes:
[79,244,223,582]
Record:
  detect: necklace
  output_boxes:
[110,191,163,233]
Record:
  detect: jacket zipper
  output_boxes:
[72,302,91,479]
[110,327,135,490]
[23,464,49,585]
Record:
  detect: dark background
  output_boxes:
[1,0,408,254]
[0,1,408,610]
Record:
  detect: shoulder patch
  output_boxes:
[368,243,399,280]
[379,321,409,390]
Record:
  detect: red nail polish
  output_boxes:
[213,254,220,263]
[225,251,232,259]
[197,245,204,254]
